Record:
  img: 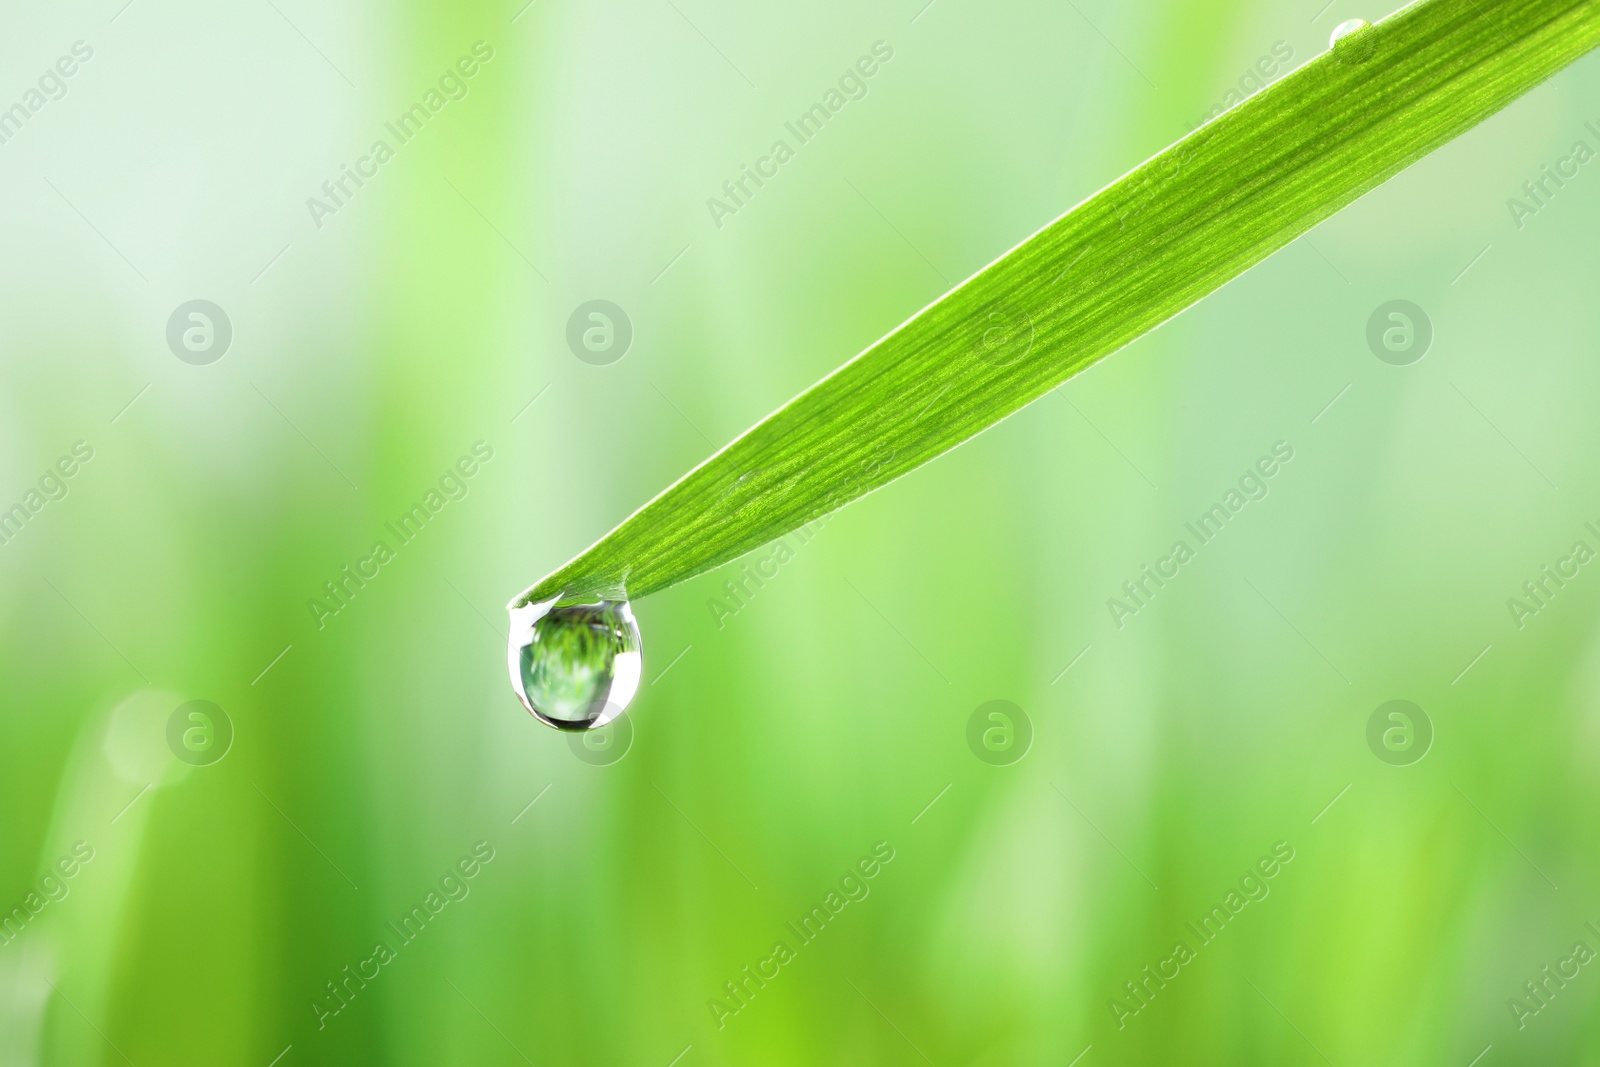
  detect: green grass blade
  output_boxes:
[518,0,1600,608]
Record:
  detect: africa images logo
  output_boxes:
[306,42,496,229]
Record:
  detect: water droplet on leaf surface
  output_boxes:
[1330,18,1375,62]
[508,596,641,730]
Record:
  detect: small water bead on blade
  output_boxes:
[1330,17,1369,44]
[1330,18,1376,64]
[507,596,642,730]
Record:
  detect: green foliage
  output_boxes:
[519,0,1600,607]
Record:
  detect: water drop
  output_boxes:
[1330,18,1375,63]
[720,468,761,505]
[507,596,641,730]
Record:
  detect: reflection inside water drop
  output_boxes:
[507,596,641,730]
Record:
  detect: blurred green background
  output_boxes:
[3,0,1600,1063]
